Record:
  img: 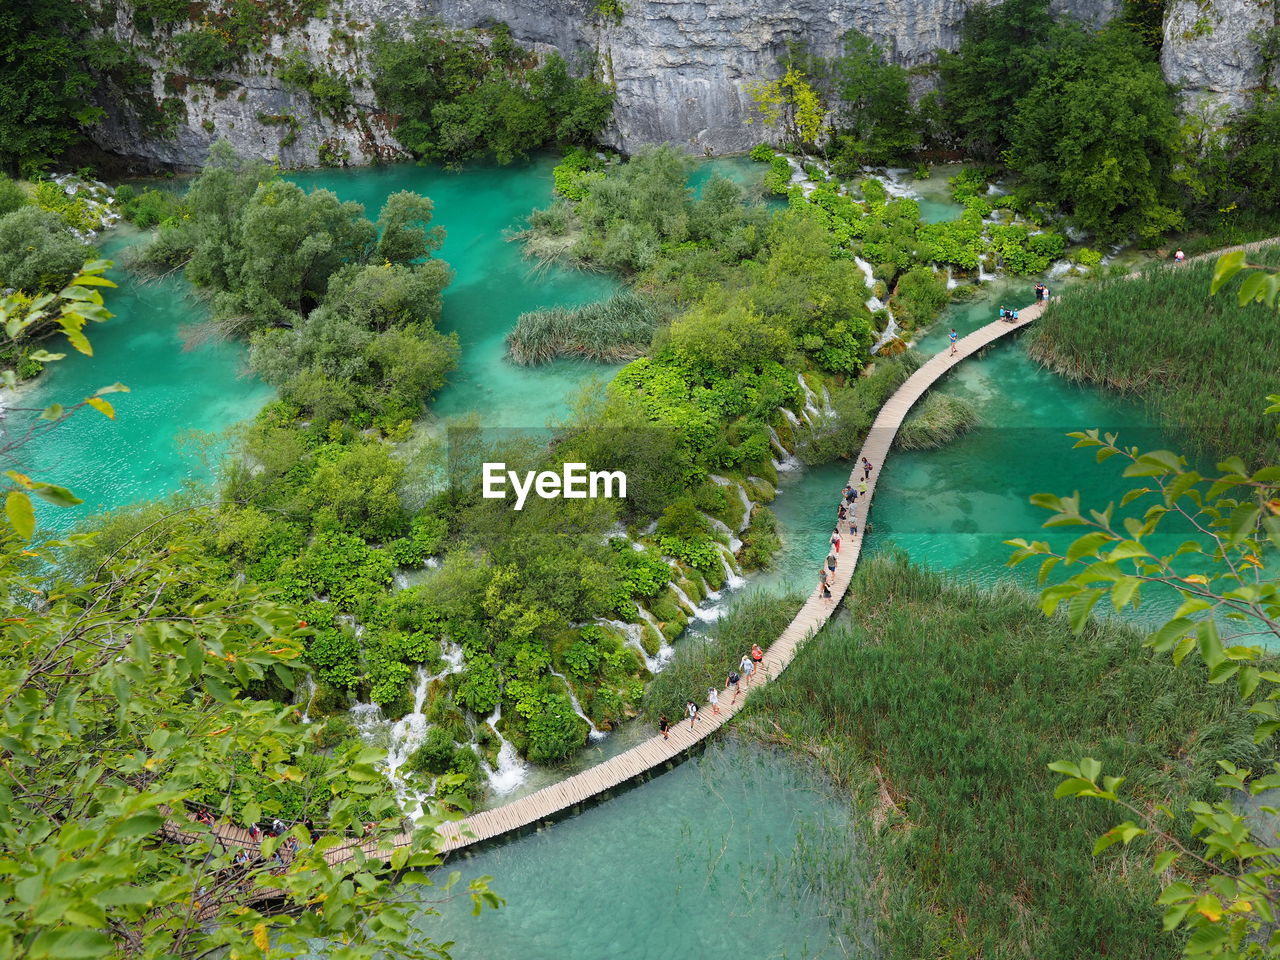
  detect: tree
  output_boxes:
[0,0,98,176]
[0,265,498,958]
[0,207,93,294]
[1008,413,1280,959]
[937,0,1056,157]
[828,32,920,167]
[1006,26,1181,242]
[745,66,827,149]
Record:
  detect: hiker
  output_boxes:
[271,818,285,837]
[708,686,720,715]
[837,503,848,523]
[1010,308,1019,323]
[827,552,837,574]
[862,457,873,480]
[819,567,829,587]
[831,527,841,554]
[858,478,868,498]
[844,485,856,504]
[659,714,671,739]
[849,518,859,537]
[727,669,741,702]
[998,304,1008,322]
[739,652,755,685]
[249,823,263,843]
[821,580,832,602]
[1034,282,1044,301]
[1174,249,1185,263]
[949,328,958,355]
[686,699,698,729]
[1043,285,1050,299]
[751,642,765,680]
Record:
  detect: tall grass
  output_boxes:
[745,554,1264,960]
[507,292,659,365]
[896,391,979,450]
[641,591,802,723]
[1028,245,1280,463]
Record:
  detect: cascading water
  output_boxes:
[350,642,467,819]
[601,618,665,674]
[767,425,802,472]
[709,475,755,533]
[702,512,742,553]
[483,702,528,795]
[634,607,676,668]
[854,256,885,312]
[796,373,823,422]
[549,669,608,741]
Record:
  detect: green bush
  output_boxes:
[0,175,28,216]
[173,29,237,75]
[405,727,456,775]
[0,207,92,293]
[749,143,775,162]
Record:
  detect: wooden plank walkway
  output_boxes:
[189,235,1280,874]
[428,299,1048,853]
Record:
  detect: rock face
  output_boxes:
[88,0,1260,168]
[1162,0,1278,114]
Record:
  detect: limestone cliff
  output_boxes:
[87,0,1263,168]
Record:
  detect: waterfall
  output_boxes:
[549,669,608,741]
[780,407,802,428]
[702,512,742,553]
[977,258,997,283]
[796,373,822,421]
[854,256,885,312]
[715,543,748,590]
[820,385,836,417]
[709,475,754,533]
[298,674,316,724]
[392,571,410,590]
[634,607,675,668]
[946,266,958,290]
[349,641,467,818]
[669,581,699,615]
[483,702,528,795]
[601,618,664,673]
[872,306,902,355]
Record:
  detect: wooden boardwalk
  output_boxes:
[429,299,1048,853]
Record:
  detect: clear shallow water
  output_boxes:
[288,156,623,430]
[428,740,864,960]
[18,228,273,529]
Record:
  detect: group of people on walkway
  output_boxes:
[825,459,872,600]
[657,642,767,739]
[1032,282,1052,302]
[998,304,1021,323]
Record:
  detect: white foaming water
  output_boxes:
[668,580,699,615]
[716,543,748,590]
[709,475,755,533]
[780,406,802,429]
[977,258,997,283]
[819,384,836,417]
[634,607,676,668]
[702,512,743,553]
[298,674,317,724]
[766,424,800,469]
[1047,259,1074,280]
[797,373,823,421]
[871,307,901,355]
[351,642,467,818]
[602,618,664,674]
[550,669,608,741]
[946,266,959,290]
[854,256,885,312]
[483,702,529,795]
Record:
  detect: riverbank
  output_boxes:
[745,553,1263,959]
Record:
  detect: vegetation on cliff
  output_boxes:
[370,20,613,166]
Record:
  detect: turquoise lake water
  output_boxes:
[15,155,1211,956]
[426,740,868,960]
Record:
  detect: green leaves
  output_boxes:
[4,491,34,540]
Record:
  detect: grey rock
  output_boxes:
[87,0,1262,168]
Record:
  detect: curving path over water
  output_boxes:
[431,297,1049,853]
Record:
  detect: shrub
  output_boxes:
[507,292,657,365]
[0,206,92,293]
[0,175,27,216]
[173,29,237,75]
[749,143,775,162]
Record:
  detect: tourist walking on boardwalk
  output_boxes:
[949,328,958,355]
[739,652,755,686]
[857,478,867,497]
[1175,248,1185,263]
[844,484,855,504]
[827,551,837,574]
[659,714,671,740]
[862,456,872,480]
[821,580,832,602]
[831,526,841,553]
[727,669,741,702]
[686,699,698,729]
[838,502,848,524]
[849,518,859,537]
[751,642,765,680]
[708,686,720,715]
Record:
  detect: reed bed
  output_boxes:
[895,391,979,450]
[506,292,659,365]
[641,591,802,723]
[1027,245,1280,463]
[746,554,1263,960]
